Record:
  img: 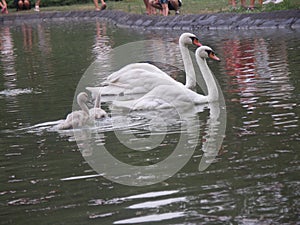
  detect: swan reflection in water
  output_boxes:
[23,41,226,185]
[18,88,226,182]
[20,31,226,184]
[74,44,226,185]
[19,72,225,185]
[73,93,226,186]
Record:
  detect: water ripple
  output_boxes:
[0,88,35,97]
[113,212,185,224]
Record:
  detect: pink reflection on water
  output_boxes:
[221,36,296,136]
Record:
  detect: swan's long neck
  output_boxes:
[78,98,89,114]
[180,42,196,89]
[196,56,218,102]
[94,92,100,108]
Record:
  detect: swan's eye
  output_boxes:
[207,50,220,61]
[190,37,202,47]
[205,49,212,55]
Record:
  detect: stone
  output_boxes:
[1,9,299,30]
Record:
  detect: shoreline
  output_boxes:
[1,9,299,30]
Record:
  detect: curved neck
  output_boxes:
[196,56,218,102]
[179,42,196,89]
[78,98,89,114]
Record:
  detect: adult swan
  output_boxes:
[86,33,202,98]
[112,46,221,110]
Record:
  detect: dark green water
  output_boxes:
[0,19,299,224]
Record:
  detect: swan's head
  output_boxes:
[196,46,220,61]
[77,92,89,103]
[179,33,202,47]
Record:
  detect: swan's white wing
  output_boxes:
[112,84,199,111]
[89,108,107,119]
[86,64,178,97]
[58,110,89,129]
[112,97,172,111]
[105,63,165,82]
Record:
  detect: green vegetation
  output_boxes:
[5,0,300,14]
[6,0,89,8]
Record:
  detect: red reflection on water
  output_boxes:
[223,39,257,94]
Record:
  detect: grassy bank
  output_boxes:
[6,0,300,15]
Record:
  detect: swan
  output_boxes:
[86,32,202,98]
[112,46,220,110]
[89,90,107,119]
[58,92,90,129]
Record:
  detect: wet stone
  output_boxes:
[0,9,299,30]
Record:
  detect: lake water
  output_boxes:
[0,18,299,224]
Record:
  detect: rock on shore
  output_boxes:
[1,9,299,30]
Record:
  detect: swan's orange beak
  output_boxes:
[193,38,202,47]
[209,52,220,61]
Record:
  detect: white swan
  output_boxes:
[112,46,220,110]
[58,92,90,129]
[89,90,107,119]
[86,32,202,98]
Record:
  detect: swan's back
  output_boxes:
[105,63,166,83]
[104,64,174,85]
[89,108,107,119]
[90,64,180,96]
[58,110,89,129]
[112,84,208,110]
